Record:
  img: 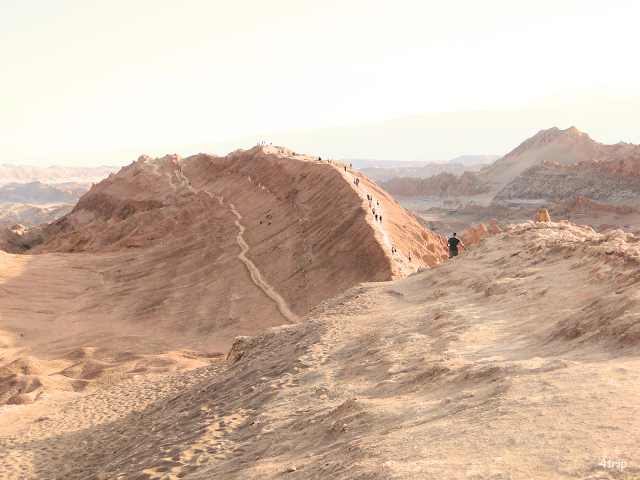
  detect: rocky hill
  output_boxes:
[0,202,76,229]
[2,220,640,478]
[359,161,486,183]
[494,157,640,203]
[0,225,24,254]
[480,126,640,195]
[379,170,488,197]
[0,146,446,409]
[385,127,640,207]
[0,181,89,205]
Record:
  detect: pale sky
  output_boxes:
[2,0,639,158]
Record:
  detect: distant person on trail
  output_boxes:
[447,233,465,259]
[408,252,411,262]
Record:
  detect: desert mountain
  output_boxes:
[494,156,640,204]
[479,126,640,195]
[0,165,118,228]
[359,162,486,183]
[386,127,640,204]
[1,146,446,408]
[0,164,119,185]
[379,171,487,198]
[2,221,640,478]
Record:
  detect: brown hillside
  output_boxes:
[3,221,640,478]
[1,146,446,407]
[480,126,640,194]
[0,225,24,254]
[494,156,640,203]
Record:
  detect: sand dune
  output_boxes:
[1,221,639,478]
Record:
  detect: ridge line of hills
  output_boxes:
[380,126,640,206]
[0,145,448,411]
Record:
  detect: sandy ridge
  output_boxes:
[335,163,422,277]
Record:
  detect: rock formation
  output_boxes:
[461,220,503,247]
[386,127,640,204]
[359,161,486,182]
[480,126,640,191]
[1,146,447,407]
[535,208,551,222]
[494,156,640,203]
[0,165,117,228]
[379,170,487,197]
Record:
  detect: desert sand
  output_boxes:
[0,220,639,478]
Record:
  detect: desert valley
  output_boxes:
[1,128,640,479]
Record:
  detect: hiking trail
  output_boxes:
[167,159,298,324]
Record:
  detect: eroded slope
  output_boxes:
[0,146,446,406]
[3,221,640,479]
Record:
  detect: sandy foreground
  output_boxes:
[0,221,639,479]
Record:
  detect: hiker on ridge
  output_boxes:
[447,233,465,259]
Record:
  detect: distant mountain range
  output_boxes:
[0,164,119,184]
[0,165,119,228]
[359,162,488,183]
[380,126,640,205]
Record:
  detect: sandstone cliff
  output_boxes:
[494,156,640,203]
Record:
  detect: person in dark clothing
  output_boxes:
[447,233,465,259]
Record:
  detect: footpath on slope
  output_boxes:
[175,162,298,324]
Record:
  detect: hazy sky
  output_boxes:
[2,0,639,157]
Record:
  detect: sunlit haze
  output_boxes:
[2,0,640,160]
